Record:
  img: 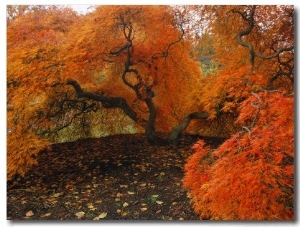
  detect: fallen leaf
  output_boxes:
[116,192,122,197]
[98,212,107,219]
[187,192,192,198]
[123,202,129,207]
[116,209,121,213]
[87,203,93,208]
[127,191,135,195]
[75,211,85,219]
[52,193,61,198]
[40,213,51,218]
[26,210,34,217]
[140,207,148,212]
[156,200,163,205]
[88,203,97,211]
[140,183,147,187]
[152,194,159,198]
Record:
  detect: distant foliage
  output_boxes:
[183,91,294,220]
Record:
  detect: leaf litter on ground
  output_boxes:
[7,133,225,220]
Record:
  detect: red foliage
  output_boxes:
[183,92,294,220]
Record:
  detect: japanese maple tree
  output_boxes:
[183,5,294,220]
[7,5,208,179]
[7,5,294,220]
[7,6,78,179]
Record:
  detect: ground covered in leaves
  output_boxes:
[7,133,225,220]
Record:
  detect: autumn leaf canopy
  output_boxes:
[7,5,294,220]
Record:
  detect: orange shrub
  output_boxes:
[183,91,294,220]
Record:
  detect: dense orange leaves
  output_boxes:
[7,7,77,180]
[7,6,294,219]
[183,5,294,220]
[61,5,204,132]
[184,92,294,220]
[7,5,205,179]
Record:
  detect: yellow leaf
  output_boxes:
[26,210,34,217]
[98,212,107,219]
[75,211,85,219]
[40,213,51,218]
[52,193,61,198]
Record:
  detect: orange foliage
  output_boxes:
[7,8,294,219]
[183,5,294,220]
[7,6,205,179]
[61,5,204,132]
[183,92,294,220]
[7,6,77,180]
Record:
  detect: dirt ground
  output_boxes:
[7,133,225,220]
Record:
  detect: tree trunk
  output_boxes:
[144,98,157,143]
[168,112,209,147]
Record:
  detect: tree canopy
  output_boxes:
[7,5,294,220]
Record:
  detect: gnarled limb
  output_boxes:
[234,6,294,68]
[66,79,138,122]
[168,112,209,147]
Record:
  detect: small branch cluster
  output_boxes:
[233,6,294,70]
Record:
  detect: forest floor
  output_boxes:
[7,133,225,221]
